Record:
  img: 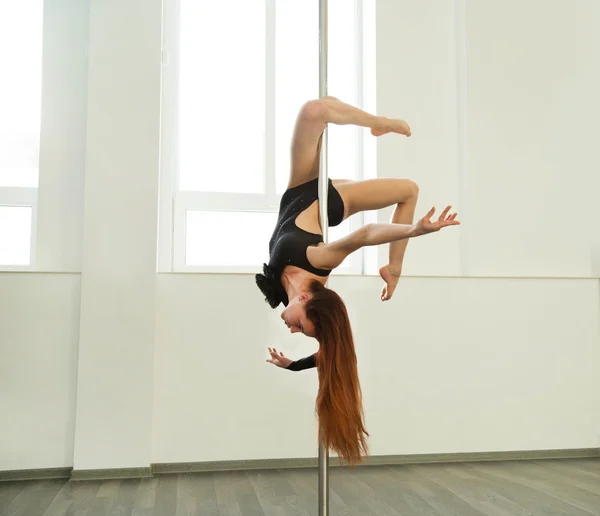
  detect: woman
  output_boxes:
[256,97,459,465]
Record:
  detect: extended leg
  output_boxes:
[323,96,411,137]
[288,97,411,189]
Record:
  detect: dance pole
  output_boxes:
[318,0,329,515]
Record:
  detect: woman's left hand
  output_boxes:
[266,347,292,368]
[415,206,460,235]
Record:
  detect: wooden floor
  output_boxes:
[1,458,600,516]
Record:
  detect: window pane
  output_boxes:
[275,0,358,193]
[0,1,43,188]
[275,0,318,193]
[328,0,357,106]
[178,1,265,193]
[0,206,32,265]
[185,209,357,269]
[327,0,358,184]
[186,211,277,266]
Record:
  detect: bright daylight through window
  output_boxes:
[0,1,42,266]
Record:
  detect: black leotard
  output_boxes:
[266,177,345,306]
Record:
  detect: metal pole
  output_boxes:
[318,0,328,257]
[318,441,329,516]
[318,0,329,515]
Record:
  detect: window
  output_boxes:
[0,1,43,267]
[160,0,374,273]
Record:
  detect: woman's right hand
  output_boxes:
[266,347,293,368]
[414,206,460,236]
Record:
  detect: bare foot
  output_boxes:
[371,118,411,137]
[379,265,401,301]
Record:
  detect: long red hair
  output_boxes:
[305,280,369,465]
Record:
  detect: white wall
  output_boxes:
[377,0,600,279]
[72,0,163,471]
[0,274,80,471]
[3,274,599,471]
[376,0,462,277]
[463,0,600,277]
[152,274,320,463]
[2,0,600,472]
[153,274,600,462]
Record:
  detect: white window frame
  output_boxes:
[159,0,372,274]
[0,187,38,270]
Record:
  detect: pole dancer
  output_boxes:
[257,94,459,457]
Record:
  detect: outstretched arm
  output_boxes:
[309,206,460,270]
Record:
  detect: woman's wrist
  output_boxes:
[409,224,424,238]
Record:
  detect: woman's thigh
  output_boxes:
[332,178,419,219]
[287,101,327,189]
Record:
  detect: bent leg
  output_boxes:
[333,178,419,301]
[381,191,418,300]
[333,178,419,219]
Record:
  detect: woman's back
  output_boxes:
[267,177,344,281]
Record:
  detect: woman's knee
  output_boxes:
[400,179,419,201]
[299,99,328,124]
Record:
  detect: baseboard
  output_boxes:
[363,447,600,467]
[0,467,72,482]
[152,447,600,474]
[2,447,598,482]
[152,457,317,474]
[70,467,153,481]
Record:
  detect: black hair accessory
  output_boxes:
[255,263,289,308]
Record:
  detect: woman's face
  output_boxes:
[281,293,316,337]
